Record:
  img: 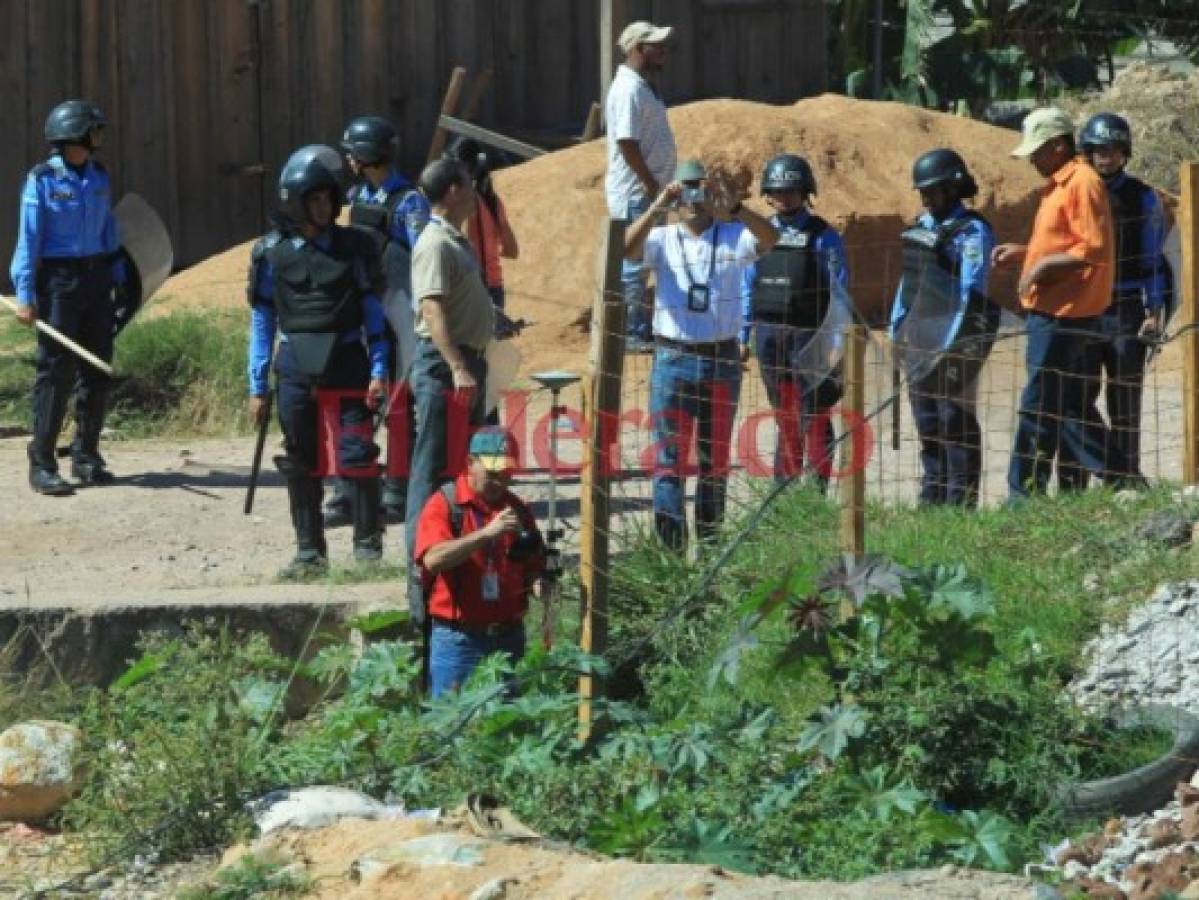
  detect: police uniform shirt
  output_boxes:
[9,155,122,304]
[739,210,849,345]
[246,231,389,396]
[1106,171,1170,312]
[643,221,758,343]
[889,203,994,338]
[351,170,431,253]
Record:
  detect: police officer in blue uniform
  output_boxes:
[890,149,998,506]
[10,100,128,495]
[742,154,848,491]
[1059,113,1170,485]
[246,145,390,578]
[320,116,431,527]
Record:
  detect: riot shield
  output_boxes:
[790,268,857,392]
[892,240,991,386]
[485,339,522,418]
[380,245,416,381]
[113,193,173,333]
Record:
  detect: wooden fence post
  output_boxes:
[1182,162,1199,484]
[840,324,866,557]
[426,66,468,164]
[578,218,626,742]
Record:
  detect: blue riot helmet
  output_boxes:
[44,100,107,147]
[278,144,348,226]
[340,116,399,165]
[1080,113,1132,156]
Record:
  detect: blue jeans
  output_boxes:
[429,623,526,698]
[405,341,487,619]
[649,342,742,548]
[1008,313,1127,498]
[621,195,652,341]
[754,325,838,487]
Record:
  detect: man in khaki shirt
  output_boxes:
[406,158,494,642]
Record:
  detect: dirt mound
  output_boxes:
[154,95,1044,375]
[208,816,1035,900]
[1065,61,1199,196]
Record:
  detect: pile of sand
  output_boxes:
[155,94,1045,374]
[1065,61,1199,196]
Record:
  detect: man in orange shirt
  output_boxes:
[993,107,1131,498]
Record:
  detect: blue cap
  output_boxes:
[468,427,519,471]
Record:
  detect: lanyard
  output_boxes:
[674,223,720,290]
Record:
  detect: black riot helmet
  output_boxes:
[340,115,399,165]
[278,144,348,226]
[1080,113,1132,156]
[760,154,817,196]
[911,148,978,200]
[44,100,107,146]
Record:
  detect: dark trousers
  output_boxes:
[405,340,487,618]
[275,340,379,552]
[29,259,114,470]
[909,360,983,507]
[1058,297,1148,484]
[1008,313,1128,498]
[753,324,838,487]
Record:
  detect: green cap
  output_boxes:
[675,159,706,182]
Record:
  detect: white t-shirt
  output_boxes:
[604,65,677,219]
[644,221,759,342]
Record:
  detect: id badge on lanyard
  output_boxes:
[472,507,502,603]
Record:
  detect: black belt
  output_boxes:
[431,615,523,638]
[418,339,485,358]
[654,336,739,355]
[42,254,110,272]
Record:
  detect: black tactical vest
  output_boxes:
[264,226,365,336]
[1108,174,1150,285]
[751,215,830,328]
[897,212,989,307]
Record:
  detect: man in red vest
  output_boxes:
[414,427,547,697]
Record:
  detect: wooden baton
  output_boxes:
[1,295,114,376]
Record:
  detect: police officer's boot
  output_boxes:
[27,374,74,496]
[70,385,114,486]
[280,476,328,580]
[350,475,383,564]
[381,476,406,524]
[322,477,352,528]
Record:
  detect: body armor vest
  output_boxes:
[265,226,364,336]
[1109,174,1151,287]
[751,215,830,328]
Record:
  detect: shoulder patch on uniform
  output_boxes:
[960,237,984,263]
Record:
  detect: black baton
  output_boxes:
[244,387,274,515]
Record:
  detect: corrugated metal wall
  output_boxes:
[0,0,826,275]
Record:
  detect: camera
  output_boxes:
[507,528,545,563]
[681,185,706,205]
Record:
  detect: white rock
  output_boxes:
[250,786,407,835]
[1062,860,1088,880]
[0,720,84,822]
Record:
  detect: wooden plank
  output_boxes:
[599,0,627,115]
[578,217,626,742]
[256,0,295,190]
[223,0,265,247]
[839,324,866,554]
[1181,162,1199,484]
[437,116,547,159]
[0,0,30,279]
[460,69,494,121]
[426,66,468,163]
[580,101,602,141]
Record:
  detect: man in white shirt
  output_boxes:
[625,160,778,550]
[606,20,678,352]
